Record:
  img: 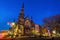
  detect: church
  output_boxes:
[17,3,41,36]
[7,3,41,38]
[17,3,35,36]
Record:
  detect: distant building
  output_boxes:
[35,24,40,32]
[34,24,41,36]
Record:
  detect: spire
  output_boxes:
[19,3,24,18]
[22,3,24,8]
[18,3,24,25]
[21,3,24,12]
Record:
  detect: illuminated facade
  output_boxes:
[41,27,48,36]
[7,3,42,38]
[34,24,40,36]
[17,3,34,36]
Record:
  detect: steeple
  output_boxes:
[18,3,24,25]
[20,3,24,18]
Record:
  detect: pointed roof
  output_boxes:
[20,3,24,15]
[25,16,29,20]
[18,3,24,19]
[18,3,24,24]
[22,3,24,8]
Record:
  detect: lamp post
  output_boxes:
[52,30,56,37]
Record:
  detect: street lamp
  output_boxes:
[7,22,15,27]
[11,22,15,26]
[52,30,57,37]
[52,30,56,34]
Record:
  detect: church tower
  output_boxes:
[17,3,34,36]
[18,3,24,35]
[18,3,24,25]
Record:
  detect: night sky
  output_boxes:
[0,0,60,31]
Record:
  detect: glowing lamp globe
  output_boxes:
[52,30,56,34]
[11,22,15,26]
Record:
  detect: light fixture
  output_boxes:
[52,30,56,34]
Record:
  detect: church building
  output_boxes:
[17,3,35,36]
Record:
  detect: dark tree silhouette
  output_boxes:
[43,14,60,29]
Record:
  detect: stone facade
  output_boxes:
[17,4,35,36]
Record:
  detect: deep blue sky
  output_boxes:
[0,0,60,31]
